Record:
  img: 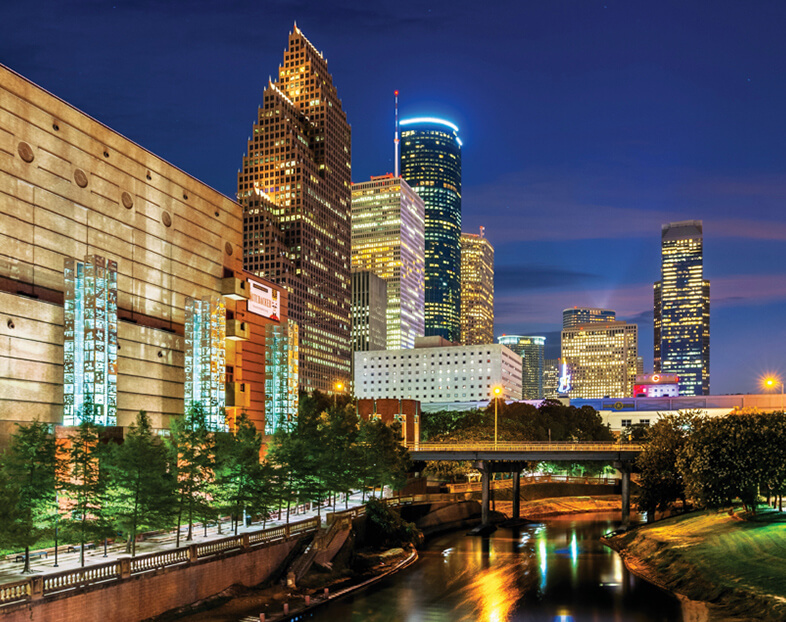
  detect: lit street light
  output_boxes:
[762,375,785,412]
[334,381,344,409]
[493,386,502,448]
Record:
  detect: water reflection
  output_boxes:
[298,512,683,622]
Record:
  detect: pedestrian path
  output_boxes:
[0,491,368,586]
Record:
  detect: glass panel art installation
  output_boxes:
[265,319,299,434]
[63,255,118,426]
[185,296,227,430]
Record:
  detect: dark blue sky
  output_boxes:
[3,0,786,394]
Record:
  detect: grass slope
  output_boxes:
[611,508,786,621]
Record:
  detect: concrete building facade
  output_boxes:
[354,336,522,404]
[0,62,292,444]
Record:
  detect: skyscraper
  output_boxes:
[240,25,352,393]
[400,117,462,342]
[498,335,545,399]
[561,321,639,398]
[350,270,388,354]
[351,174,425,349]
[563,307,616,329]
[460,228,494,345]
[654,220,710,396]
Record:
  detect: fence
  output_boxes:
[0,516,320,608]
[409,441,643,452]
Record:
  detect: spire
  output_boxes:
[394,90,400,178]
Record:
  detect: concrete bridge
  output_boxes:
[407,442,642,528]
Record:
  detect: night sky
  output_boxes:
[3,1,786,394]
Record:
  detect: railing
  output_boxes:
[445,474,621,493]
[409,442,643,452]
[0,516,320,608]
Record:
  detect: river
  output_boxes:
[307,512,683,622]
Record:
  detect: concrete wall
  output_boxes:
[1,538,301,622]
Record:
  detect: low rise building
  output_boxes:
[354,336,522,403]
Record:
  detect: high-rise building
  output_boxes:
[460,228,494,345]
[350,270,388,353]
[498,335,545,399]
[654,220,710,396]
[563,307,616,329]
[543,358,561,399]
[240,25,352,393]
[561,321,639,398]
[400,117,462,342]
[351,174,425,349]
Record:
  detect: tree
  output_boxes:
[3,420,61,573]
[104,411,174,556]
[636,410,704,520]
[62,412,106,567]
[168,403,216,546]
[357,418,410,498]
[214,412,266,534]
[678,414,763,512]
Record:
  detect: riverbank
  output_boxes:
[605,507,786,622]
[494,494,623,519]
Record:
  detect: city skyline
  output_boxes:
[5,1,786,393]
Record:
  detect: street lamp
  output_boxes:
[762,375,785,411]
[493,386,502,448]
[334,381,344,409]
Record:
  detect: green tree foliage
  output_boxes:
[168,403,216,546]
[214,412,269,534]
[62,412,107,567]
[3,420,61,573]
[363,497,420,548]
[104,411,174,555]
[679,414,764,512]
[635,410,705,519]
[357,418,410,498]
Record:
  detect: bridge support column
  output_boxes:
[614,460,633,528]
[511,471,521,519]
[481,468,491,525]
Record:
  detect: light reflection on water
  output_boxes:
[285,513,683,621]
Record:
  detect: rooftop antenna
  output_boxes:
[394,90,400,177]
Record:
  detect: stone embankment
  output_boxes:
[604,508,786,622]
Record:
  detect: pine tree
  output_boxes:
[5,420,62,573]
[168,403,216,546]
[104,411,174,556]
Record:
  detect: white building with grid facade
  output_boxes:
[353,336,521,403]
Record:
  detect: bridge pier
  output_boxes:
[511,471,521,519]
[614,460,634,528]
[481,466,490,525]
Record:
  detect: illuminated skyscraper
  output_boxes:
[561,321,638,398]
[563,307,616,329]
[498,335,545,399]
[460,228,494,345]
[400,117,462,342]
[240,25,351,394]
[654,220,710,396]
[350,270,388,353]
[351,174,425,349]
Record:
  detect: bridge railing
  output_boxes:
[445,474,621,493]
[408,441,643,452]
[0,515,321,608]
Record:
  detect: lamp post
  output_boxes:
[493,386,502,448]
[334,382,344,410]
[763,376,785,412]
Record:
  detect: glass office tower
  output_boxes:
[400,117,462,342]
[654,220,710,396]
[498,335,545,399]
[460,229,494,345]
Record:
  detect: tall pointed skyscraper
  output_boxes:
[400,117,462,342]
[654,220,710,396]
[240,25,352,393]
